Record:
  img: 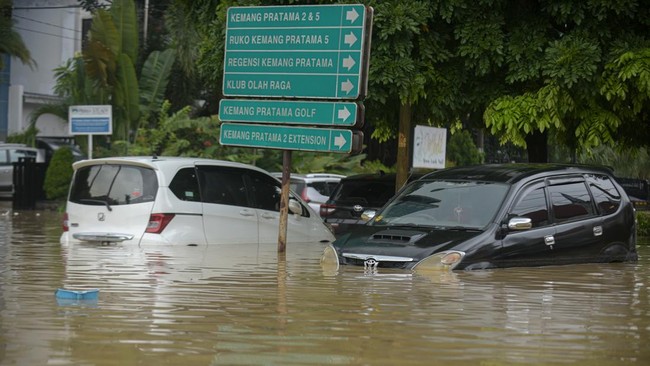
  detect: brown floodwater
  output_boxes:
[1,205,649,365]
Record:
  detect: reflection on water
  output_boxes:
[1,206,649,365]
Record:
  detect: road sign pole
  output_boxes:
[278,150,291,253]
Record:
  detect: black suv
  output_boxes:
[320,172,420,234]
[321,164,638,271]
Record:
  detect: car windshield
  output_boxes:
[371,180,509,229]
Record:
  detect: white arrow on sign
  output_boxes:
[346,8,359,23]
[342,55,356,71]
[334,133,347,149]
[337,106,351,121]
[340,80,354,94]
[344,32,357,47]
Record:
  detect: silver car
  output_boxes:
[0,143,45,198]
[271,173,345,216]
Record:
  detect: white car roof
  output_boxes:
[270,172,346,180]
[72,156,272,186]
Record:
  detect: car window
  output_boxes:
[197,166,249,207]
[70,164,158,205]
[548,181,595,223]
[332,180,395,206]
[246,171,281,211]
[289,180,305,195]
[511,184,549,228]
[0,150,7,165]
[169,167,201,202]
[8,149,38,163]
[310,181,338,196]
[587,174,621,215]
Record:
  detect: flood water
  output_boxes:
[1,205,649,365]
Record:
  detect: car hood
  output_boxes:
[333,224,486,261]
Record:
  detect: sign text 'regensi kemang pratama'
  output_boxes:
[222,4,370,99]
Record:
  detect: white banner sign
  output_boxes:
[413,125,446,169]
[69,105,112,135]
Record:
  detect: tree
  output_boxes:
[177,0,650,172]
[447,130,483,167]
[30,0,175,152]
[0,0,35,71]
[482,1,650,161]
[43,147,74,201]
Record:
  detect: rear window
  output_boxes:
[310,181,338,196]
[331,179,395,206]
[69,164,158,205]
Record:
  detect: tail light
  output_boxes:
[146,213,175,234]
[301,189,310,203]
[62,212,69,232]
[320,203,336,217]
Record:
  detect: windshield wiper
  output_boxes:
[442,225,480,232]
[79,198,113,212]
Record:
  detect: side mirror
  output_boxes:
[288,199,303,215]
[508,217,532,230]
[361,210,376,222]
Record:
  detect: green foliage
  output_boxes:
[638,211,650,239]
[5,125,38,146]
[139,49,176,124]
[578,146,650,180]
[128,101,218,158]
[359,159,394,174]
[290,152,366,175]
[447,130,483,166]
[0,0,35,70]
[114,52,140,138]
[43,147,74,201]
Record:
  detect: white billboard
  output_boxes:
[413,125,446,169]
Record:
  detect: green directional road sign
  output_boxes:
[220,123,362,153]
[219,99,363,127]
[223,4,372,99]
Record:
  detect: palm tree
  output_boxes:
[0,0,35,71]
[30,0,175,149]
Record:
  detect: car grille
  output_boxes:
[343,257,410,269]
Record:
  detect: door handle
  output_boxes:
[239,209,255,217]
[544,235,555,249]
[261,213,277,219]
[593,225,603,237]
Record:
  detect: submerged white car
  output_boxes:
[60,157,335,246]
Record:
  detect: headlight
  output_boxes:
[412,251,465,273]
[320,244,340,273]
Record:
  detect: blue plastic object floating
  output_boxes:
[55,288,99,300]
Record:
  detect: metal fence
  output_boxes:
[12,157,47,210]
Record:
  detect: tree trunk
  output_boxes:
[395,102,411,192]
[525,130,548,163]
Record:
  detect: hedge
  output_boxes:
[638,211,650,240]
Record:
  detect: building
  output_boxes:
[1,0,91,141]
